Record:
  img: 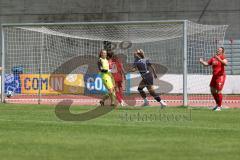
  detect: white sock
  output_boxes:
[160,100,167,106]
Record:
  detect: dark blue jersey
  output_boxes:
[133,57,152,76]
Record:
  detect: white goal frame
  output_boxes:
[1,20,228,106]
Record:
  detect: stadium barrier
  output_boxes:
[1,74,240,94]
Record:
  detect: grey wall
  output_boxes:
[0,0,239,39]
[0,0,239,73]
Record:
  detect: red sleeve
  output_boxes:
[208,58,213,65]
[108,59,113,69]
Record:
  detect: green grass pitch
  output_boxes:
[0,103,240,160]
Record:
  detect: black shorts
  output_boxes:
[141,72,153,86]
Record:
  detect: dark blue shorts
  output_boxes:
[141,72,153,86]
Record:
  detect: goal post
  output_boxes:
[1,25,5,103]
[1,20,228,106]
[183,20,188,106]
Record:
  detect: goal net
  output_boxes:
[1,20,228,106]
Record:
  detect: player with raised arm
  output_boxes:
[129,49,167,108]
[107,51,127,107]
[98,49,116,106]
[200,47,228,111]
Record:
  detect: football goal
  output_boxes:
[1,20,228,106]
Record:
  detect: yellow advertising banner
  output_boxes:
[20,74,84,94]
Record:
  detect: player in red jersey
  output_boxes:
[200,47,228,111]
[107,51,127,106]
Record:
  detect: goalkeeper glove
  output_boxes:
[101,69,108,73]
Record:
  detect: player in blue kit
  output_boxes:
[129,49,167,108]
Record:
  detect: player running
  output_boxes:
[107,51,127,107]
[129,49,167,108]
[98,49,116,106]
[200,47,228,111]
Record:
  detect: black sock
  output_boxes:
[154,96,161,102]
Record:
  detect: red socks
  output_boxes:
[218,93,223,106]
[213,93,222,106]
[116,91,123,103]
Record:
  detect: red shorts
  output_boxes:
[210,75,226,91]
[115,81,123,90]
[113,74,123,82]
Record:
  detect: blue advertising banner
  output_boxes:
[84,74,107,94]
[5,74,21,94]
